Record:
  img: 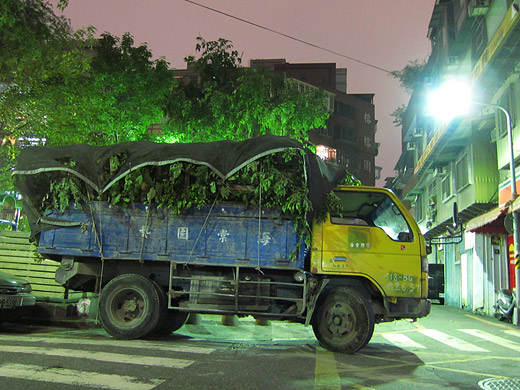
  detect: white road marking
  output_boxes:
[418,329,488,352]
[504,330,520,339]
[0,345,194,368]
[0,334,215,354]
[459,329,520,352]
[0,363,163,390]
[381,333,426,349]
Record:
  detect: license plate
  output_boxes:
[439,293,445,298]
[0,296,17,309]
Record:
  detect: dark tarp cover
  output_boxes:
[13,135,346,236]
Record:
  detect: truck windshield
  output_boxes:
[330,190,413,242]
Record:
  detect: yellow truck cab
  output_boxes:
[308,186,430,352]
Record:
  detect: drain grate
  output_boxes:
[478,378,520,390]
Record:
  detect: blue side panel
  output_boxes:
[38,202,304,269]
[167,215,207,259]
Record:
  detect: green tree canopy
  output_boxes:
[389,59,427,127]
[0,0,91,141]
[163,37,330,142]
[0,0,174,192]
[41,32,174,145]
[390,59,427,94]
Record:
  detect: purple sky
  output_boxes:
[56,0,434,184]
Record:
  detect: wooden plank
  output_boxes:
[0,264,58,274]
[0,257,48,265]
[0,231,30,239]
[2,270,57,282]
[33,291,67,298]
[0,237,34,245]
[0,253,40,262]
[0,243,37,252]
[30,285,65,293]
[0,232,84,300]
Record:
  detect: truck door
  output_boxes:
[317,189,423,298]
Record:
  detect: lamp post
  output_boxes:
[428,81,520,326]
[474,102,519,326]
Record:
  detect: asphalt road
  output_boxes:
[0,304,519,390]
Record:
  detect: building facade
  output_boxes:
[250,59,378,185]
[392,0,520,316]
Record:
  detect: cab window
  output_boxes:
[330,190,413,242]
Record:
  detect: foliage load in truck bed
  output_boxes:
[13,135,347,238]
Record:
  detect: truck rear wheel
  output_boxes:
[99,274,161,339]
[156,310,189,335]
[149,281,189,336]
[312,287,374,354]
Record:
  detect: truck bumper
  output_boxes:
[385,297,431,320]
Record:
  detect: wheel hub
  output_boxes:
[327,303,354,336]
[122,298,138,314]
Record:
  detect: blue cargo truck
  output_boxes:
[14,136,430,353]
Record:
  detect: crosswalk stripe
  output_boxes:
[459,329,520,352]
[418,329,488,352]
[381,333,426,349]
[0,363,163,390]
[0,334,215,355]
[504,330,520,339]
[0,345,194,368]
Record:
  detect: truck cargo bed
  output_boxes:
[39,202,305,270]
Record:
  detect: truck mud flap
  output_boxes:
[384,297,431,320]
[304,278,329,326]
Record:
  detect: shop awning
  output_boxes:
[466,206,508,234]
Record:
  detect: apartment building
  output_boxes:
[392,0,520,316]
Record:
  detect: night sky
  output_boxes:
[55,0,435,184]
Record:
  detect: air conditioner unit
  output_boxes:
[412,128,423,137]
[445,56,460,70]
[433,167,447,178]
[468,0,490,17]
[406,142,416,151]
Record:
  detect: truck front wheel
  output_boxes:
[99,274,161,339]
[312,288,374,354]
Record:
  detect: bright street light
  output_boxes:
[427,80,520,326]
[427,79,473,121]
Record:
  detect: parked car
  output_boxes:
[0,270,36,324]
[428,263,445,304]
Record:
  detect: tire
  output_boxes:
[312,287,374,354]
[99,274,161,340]
[149,281,189,336]
[148,280,169,337]
[156,310,189,335]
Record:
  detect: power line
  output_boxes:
[184,0,391,74]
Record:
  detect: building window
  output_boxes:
[333,125,356,142]
[338,151,359,171]
[334,102,356,119]
[497,84,517,138]
[363,160,371,172]
[455,152,469,191]
[315,145,337,162]
[317,126,333,138]
[441,171,452,201]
